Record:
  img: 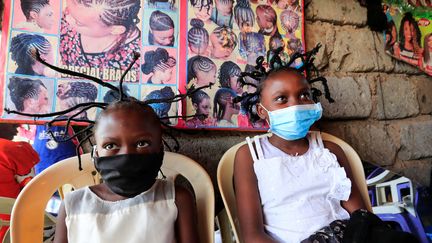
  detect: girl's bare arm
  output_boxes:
[175,185,199,243]
[234,144,277,243]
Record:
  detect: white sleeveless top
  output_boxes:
[246,132,351,243]
[64,179,177,243]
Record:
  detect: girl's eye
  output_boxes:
[275,96,287,102]
[103,143,118,150]
[137,141,150,148]
[300,93,311,100]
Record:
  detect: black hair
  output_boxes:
[190,0,213,13]
[190,89,210,106]
[148,0,176,9]
[103,85,131,103]
[218,61,241,88]
[141,48,176,75]
[399,12,422,52]
[234,44,334,123]
[384,20,396,51]
[8,76,47,112]
[0,123,19,140]
[234,0,254,30]
[213,87,237,121]
[10,33,51,76]
[144,87,175,121]
[188,19,209,53]
[148,10,175,46]
[4,51,211,170]
[187,55,216,83]
[20,0,50,21]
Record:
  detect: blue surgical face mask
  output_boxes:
[260,103,323,141]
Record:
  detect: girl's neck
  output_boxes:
[151,75,164,84]
[81,34,120,53]
[268,135,309,156]
[404,40,414,51]
[222,111,233,123]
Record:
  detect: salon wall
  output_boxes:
[174,0,432,191]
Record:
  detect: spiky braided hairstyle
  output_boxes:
[234,44,334,123]
[4,51,211,170]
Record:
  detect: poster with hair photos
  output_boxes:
[0,0,181,126]
[185,0,305,129]
[0,0,305,130]
[382,0,432,76]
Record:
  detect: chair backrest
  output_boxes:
[11,152,215,243]
[217,132,372,243]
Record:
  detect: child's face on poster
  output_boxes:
[193,3,213,22]
[65,0,116,37]
[195,98,211,116]
[428,35,432,51]
[34,4,55,30]
[152,28,175,46]
[215,0,233,16]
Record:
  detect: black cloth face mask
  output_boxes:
[93,151,164,197]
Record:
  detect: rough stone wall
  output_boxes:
[176,0,432,189]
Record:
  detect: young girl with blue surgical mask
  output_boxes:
[233,53,367,242]
[233,48,419,242]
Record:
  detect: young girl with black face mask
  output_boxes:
[53,100,198,243]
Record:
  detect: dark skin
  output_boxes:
[54,106,199,243]
[234,71,366,243]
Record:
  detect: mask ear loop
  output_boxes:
[91,145,97,163]
[159,169,166,179]
[258,103,271,126]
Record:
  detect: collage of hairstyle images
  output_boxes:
[186,0,304,129]
[4,0,181,124]
[383,2,432,76]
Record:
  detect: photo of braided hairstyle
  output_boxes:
[4,51,211,170]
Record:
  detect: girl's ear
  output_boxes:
[29,10,39,21]
[110,25,127,35]
[192,103,198,111]
[256,103,268,120]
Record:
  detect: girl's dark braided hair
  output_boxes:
[4,51,211,170]
[234,43,334,123]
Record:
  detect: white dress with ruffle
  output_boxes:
[246,132,352,243]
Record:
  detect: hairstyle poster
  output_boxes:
[0,0,305,131]
[382,0,432,76]
[184,0,305,129]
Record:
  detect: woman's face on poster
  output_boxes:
[152,28,175,46]
[193,3,213,22]
[35,4,55,30]
[65,0,115,37]
[403,20,414,42]
[195,97,211,116]
[427,35,432,51]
